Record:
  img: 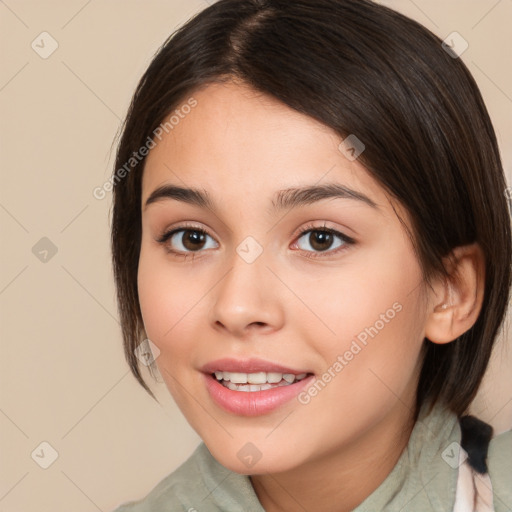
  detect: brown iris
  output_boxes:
[307,230,334,252]
[181,230,207,251]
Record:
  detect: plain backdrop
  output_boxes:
[1,1,511,510]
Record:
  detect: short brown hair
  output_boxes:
[111,0,511,417]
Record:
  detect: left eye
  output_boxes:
[294,228,350,253]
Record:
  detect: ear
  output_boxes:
[424,243,485,344]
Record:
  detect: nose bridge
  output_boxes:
[211,235,283,335]
[218,236,268,309]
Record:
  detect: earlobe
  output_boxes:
[425,243,485,345]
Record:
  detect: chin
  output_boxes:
[205,439,304,475]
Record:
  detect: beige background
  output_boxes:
[1,1,511,510]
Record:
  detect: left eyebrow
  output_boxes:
[143,182,379,213]
[270,183,379,213]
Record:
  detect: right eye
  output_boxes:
[157,225,219,255]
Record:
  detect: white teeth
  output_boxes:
[247,372,267,384]
[225,382,282,392]
[214,371,309,387]
[228,372,248,384]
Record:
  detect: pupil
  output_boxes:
[310,231,332,251]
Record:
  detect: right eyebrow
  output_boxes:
[144,184,215,211]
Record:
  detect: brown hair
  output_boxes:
[111,0,511,416]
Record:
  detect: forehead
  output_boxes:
[141,81,391,213]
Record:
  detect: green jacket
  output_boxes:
[112,402,512,511]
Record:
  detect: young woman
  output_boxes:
[110,0,512,510]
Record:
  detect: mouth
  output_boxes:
[211,371,311,392]
[201,358,315,416]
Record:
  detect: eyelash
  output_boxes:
[155,221,356,261]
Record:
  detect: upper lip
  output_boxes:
[201,358,312,375]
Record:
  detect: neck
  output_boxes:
[250,399,416,512]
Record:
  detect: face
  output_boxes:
[138,81,429,475]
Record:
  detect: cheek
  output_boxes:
[137,249,205,407]
[301,242,425,394]
[305,242,421,342]
[137,244,200,353]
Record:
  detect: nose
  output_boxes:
[210,247,285,338]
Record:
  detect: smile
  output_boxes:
[201,359,316,416]
[213,371,308,392]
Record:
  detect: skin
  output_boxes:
[137,81,485,512]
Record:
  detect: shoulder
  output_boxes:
[111,442,261,512]
[487,428,512,512]
[111,443,212,512]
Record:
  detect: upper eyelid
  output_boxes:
[160,222,348,237]
[296,223,349,236]
[156,223,213,243]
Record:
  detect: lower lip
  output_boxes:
[203,373,315,416]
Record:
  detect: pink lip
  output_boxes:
[201,357,310,374]
[201,358,315,416]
